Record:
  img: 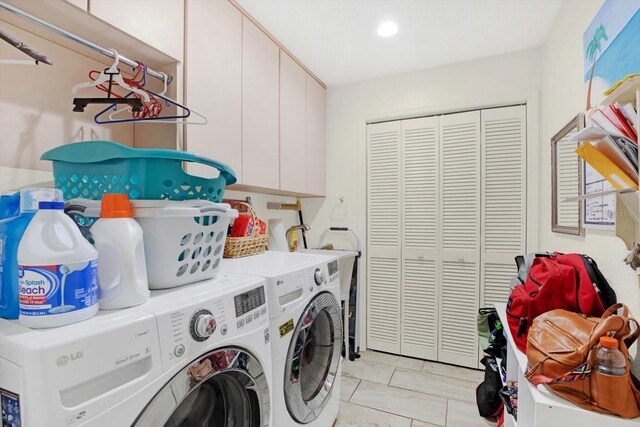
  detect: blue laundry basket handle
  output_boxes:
[191,155,237,185]
[41,141,237,185]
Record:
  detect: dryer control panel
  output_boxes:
[305,261,339,292]
[327,259,340,285]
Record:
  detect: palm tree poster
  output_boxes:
[584,0,640,109]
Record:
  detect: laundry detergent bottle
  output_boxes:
[17,200,99,328]
[0,188,62,319]
[90,194,149,309]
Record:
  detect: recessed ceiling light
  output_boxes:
[377,21,398,37]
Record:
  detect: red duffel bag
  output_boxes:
[506,253,617,352]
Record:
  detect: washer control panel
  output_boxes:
[234,286,266,317]
[190,309,216,341]
[154,280,269,372]
[234,286,267,330]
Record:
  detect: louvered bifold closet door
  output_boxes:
[438,111,481,368]
[400,117,439,360]
[480,106,527,345]
[367,121,402,354]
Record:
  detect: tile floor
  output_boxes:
[335,350,494,427]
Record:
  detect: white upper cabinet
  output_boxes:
[90,0,184,61]
[279,52,307,193]
[306,76,327,196]
[185,0,242,181]
[241,16,280,190]
[64,0,87,10]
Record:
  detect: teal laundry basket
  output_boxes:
[41,141,237,202]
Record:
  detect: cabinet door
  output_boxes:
[400,116,440,360]
[367,121,402,354]
[242,16,280,189]
[438,111,481,368]
[306,76,326,196]
[185,0,242,181]
[91,0,184,61]
[480,106,526,324]
[65,0,87,10]
[280,52,307,193]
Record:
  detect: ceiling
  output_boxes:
[236,0,564,86]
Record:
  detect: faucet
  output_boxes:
[286,224,310,251]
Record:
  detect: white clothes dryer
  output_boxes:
[0,274,272,427]
[222,252,343,427]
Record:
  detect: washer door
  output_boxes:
[133,347,270,427]
[284,292,343,424]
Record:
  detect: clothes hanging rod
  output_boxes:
[0,28,52,65]
[0,1,173,84]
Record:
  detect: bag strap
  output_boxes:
[602,303,628,318]
[621,318,640,348]
[600,303,639,348]
[526,361,591,386]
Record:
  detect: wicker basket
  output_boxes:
[224,203,269,258]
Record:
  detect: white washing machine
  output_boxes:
[0,274,272,427]
[222,252,343,427]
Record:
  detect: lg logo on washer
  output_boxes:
[56,351,83,366]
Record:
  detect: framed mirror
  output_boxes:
[551,114,584,235]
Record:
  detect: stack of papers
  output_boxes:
[570,107,639,191]
[587,103,638,143]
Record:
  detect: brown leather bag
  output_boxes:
[526,303,640,418]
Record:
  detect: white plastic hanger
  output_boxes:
[71,49,150,102]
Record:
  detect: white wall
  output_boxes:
[539,0,640,370]
[0,22,134,172]
[313,0,639,360]
[306,48,543,349]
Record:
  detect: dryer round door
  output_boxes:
[133,347,270,427]
[284,291,343,423]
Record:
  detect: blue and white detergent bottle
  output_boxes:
[0,192,20,220]
[0,188,62,319]
[17,199,99,328]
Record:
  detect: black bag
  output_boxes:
[581,254,617,308]
[476,356,504,418]
[499,382,518,421]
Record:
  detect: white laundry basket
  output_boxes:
[65,199,238,289]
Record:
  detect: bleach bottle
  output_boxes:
[0,192,20,220]
[17,200,99,328]
[90,194,149,309]
[0,188,62,319]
